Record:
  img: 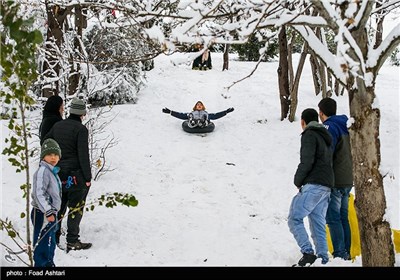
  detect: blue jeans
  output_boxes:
[326,186,352,259]
[288,184,331,262]
[31,208,57,267]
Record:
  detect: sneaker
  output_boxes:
[66,241,92,252]
[321,257,329,265]
[297,253,317,267]
[334,252,351,261]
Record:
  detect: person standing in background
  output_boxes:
[318,97,353,260]
[44,97,92,252]
[39,95,64,145]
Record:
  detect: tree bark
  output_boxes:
[68,5,85,96]
[349,81,395,266]
[309,52,321,95]
[287,35,294,92]
[288,42,308,122]
[326,71,332,97]
[277,27,290,121]
[344,11,395,265]
[222,44,230,71]
[373,1,384,50]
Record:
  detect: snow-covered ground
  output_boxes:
[1,53,399,267]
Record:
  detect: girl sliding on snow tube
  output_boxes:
[162,101,234,133]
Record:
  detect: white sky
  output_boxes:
[1,52,399,267]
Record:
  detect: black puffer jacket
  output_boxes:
[39,111,62,145]
[44,114,92,182]
[294,121,334,188]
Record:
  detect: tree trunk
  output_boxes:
[277,27,290,121]
[373,1,384,50]
[288,42,308,122]
[326,71,332,97]
[19,101,33,266]
[345,12,395,266]
[318,58,327,97]
[309,52,321,95]
[349,80,395,267]
[42,3,72,97]
[287,36,294,92]
[222,44,230,71]
[68,5,85,96]
[334,79,340,96]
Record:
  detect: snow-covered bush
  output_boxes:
[84,24,156,106]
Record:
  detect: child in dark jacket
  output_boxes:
[31,138,62,267]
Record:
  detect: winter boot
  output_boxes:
[296,253,317,267]
[66,240,92,253]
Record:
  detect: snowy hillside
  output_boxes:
[1,53,399,267]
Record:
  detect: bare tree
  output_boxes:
[278,27,290,121]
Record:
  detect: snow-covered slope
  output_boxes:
[1,53,399,266]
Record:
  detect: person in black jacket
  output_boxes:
[192,44,212,70]
[288,108,334,267]
[39,95,64,145]
[44,97,92,252]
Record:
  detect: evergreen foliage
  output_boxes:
[232,33,278,62]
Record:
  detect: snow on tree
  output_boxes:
[130,0,400,266]
[13,0,400,266]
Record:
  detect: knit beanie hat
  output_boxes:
[44,95,63,114]
[69,98,87,116]
[318,98,337,117]
[40,138,62,160]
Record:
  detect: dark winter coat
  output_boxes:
[39,111,62,145]
[294,121,334,189]
[44,114,92,183]
[322,115,353,187]
[192,52,212,69]
[171,110,228,121]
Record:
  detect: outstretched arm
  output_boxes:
[162,108,189,120]
[208,108,234,120]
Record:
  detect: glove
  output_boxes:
[162,108,171,114]
[226,107,234,113]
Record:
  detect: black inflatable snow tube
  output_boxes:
[182,121,215,133]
